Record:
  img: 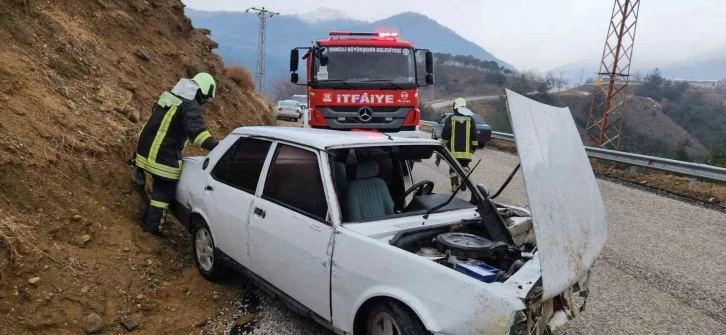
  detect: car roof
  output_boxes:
[231,127,439,150]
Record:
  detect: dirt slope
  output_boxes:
[0,1,273,334]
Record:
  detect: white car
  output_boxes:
[275,100,302,121]
[172,90,606,335]
[292,94,308,110]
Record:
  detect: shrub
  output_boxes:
[225,65,255,90]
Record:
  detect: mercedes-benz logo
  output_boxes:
[358,107,373,122]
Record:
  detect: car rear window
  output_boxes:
[280,101,297,107]
[262,144,328,221]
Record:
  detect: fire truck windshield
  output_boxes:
[312,45,415,88]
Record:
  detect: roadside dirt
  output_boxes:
[0,0,274,334]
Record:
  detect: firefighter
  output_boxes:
[130,73,219,236]
[440,97,478,192]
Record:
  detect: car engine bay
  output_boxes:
[389,206,537,284]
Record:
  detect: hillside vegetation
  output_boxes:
[0,0,273,333]
[634,69,726,166]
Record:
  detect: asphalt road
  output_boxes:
[231,147,726,334]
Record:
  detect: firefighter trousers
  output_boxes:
[143,175,177,234]
[449,159,471,192]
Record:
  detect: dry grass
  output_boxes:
[0,210,34,261]
[225,65,255,91]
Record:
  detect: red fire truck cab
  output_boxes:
[289,31,435,139]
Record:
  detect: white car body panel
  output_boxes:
[247,142,336,321]
[505,89,607,299]
[332,226,526,334]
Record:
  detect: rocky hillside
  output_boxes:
[0,0,273,334]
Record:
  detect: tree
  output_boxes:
[674,138,692,161]
[506,75,532,94]
[636,68,689,102]
[268,74,305,102]
[485,72,507,86]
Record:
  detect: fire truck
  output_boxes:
[289,31,435,139]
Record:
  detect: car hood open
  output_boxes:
[505,89,607,299]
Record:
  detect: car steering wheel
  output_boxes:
[400,180,434,202]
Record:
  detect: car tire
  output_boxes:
[364,300,426,335]
[478,142,485,149]
[192,219,227,282]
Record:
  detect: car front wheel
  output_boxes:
[192,220,227,282]
[364,300,426,335]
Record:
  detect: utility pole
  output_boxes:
[558,70,565,92]
[583,0,641,150]
[246,7,278,94]
[579,68,585,86]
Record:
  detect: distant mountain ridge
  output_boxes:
[295,7,353,24]
[185,8,513,90]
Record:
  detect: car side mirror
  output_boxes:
[477,183,490,198]
[291,72,299,84]
[290,49,299,72]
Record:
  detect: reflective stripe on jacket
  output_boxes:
[135,91,212,180]
[440,114,478,160]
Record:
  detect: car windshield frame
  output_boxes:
[311,45,417,89]
[327,142,484,224]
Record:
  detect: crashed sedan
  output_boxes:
[172,90,606,335]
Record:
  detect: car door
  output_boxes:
[203,137,273,269]
[248,142,334,321]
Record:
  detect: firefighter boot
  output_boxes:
[142,201,168,236]
[450,172,459,193]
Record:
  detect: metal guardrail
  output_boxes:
[419,121,726,183]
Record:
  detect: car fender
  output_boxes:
[349,285,441,332]
[331,228,526,335]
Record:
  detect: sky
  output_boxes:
[183,0,726,72]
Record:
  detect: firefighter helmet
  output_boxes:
[452,97,466,111]
[192,72,216,101]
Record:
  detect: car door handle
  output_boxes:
[204,185,213,191]
[253,207,266,218]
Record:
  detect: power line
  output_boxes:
[246,7,279,94]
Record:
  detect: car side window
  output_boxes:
[212,137,272,193]
[262,144,329,222]
[210,141,237,182]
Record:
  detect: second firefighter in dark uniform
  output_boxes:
[440,97,478,192]
[131,73,219,235]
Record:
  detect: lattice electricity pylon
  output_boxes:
[583,0,641,150]
[246,7,278,93]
